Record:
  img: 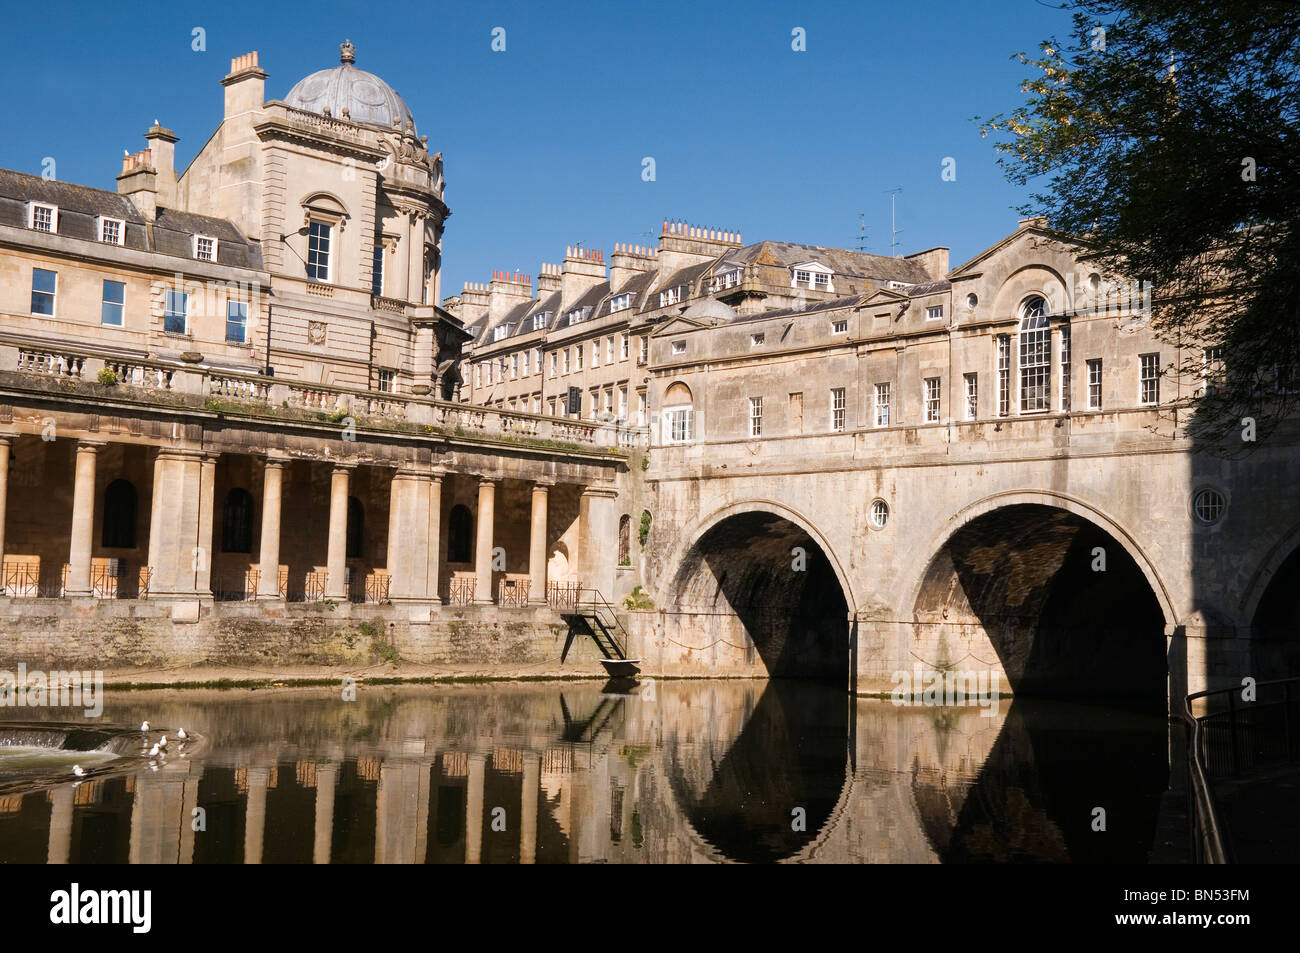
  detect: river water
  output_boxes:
[0,680,1172,863]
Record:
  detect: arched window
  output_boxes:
[221,488,255,553]
[346,496,364,559]
[101,479,137,549]
[618,514,631,566]
[662,381,695,444]
[1018,295,1051,412]
[448,504,473,563]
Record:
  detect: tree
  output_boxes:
[978,0,1300,447]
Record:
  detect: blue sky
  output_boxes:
[1,0,1069,295]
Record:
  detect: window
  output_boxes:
[1201,347,1224,397]
[639,336,649,364]
[814,272,829,290]
[221,488,255,553]
[193,235,217,262]
[551,352,559,377]
[226,301,248,343]
[1087,358,1103,409]
[832,319,848,335]
[924,376,941,422]
[592,341,599,368]
[492,325,509,342]
[662,382,694,443]
[749,396,763,437]
[1059,324,1071,412]
[751,333,765,347]
[609,293,631,313]
[164,290,188,334]
[101,480,137,549]
[621,333,630,360]
[98,217,124,245]
[618,514,631,566]
[474,364,482,389]
[1140,353,1160,404]
[618,386,628,420]
[997,334,1011,417]
[1018,296,1051,412]
[830,387,846,431]
[536,347,543,374]
[576,345,584,370]
[712,270,740,291]
[522,350,530,376]
[926,305,944,320]
[790,392,804,432]
[28,202,57,232]
[345,497,364,559]
[637,391,647,426]
[562,349,570,374]
[531,312,551,331]
[874,383,890,427]
[511,354,519,379]
[497,357,506,382]
[964,373,978,420]
[660,286,683,307]
[306,221,332,281]
[1193,487,1226,525]
[671,340,686,356]
[376,368,396,393]
[606,337,615,364]
[794,270,812,285]
[31,268,56,316]
[101,280,125,327]
[371,239,384,296]
[566,306,592,324]
[870,499,889,529]
[602,388,613,417]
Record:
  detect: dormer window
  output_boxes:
[671,340,687,355]
[791,263,834,293]
[566,306,592,324]
[28,203,58,233]
[926,305,944,320]
[531,311,551,331]
[832,319,848,334]
[711,270,740,291]
[660,286,684,307]
[794,270,811,285]
[609,293,631,313]
[97,217,125,246]
[492,325,508,341]
[814,273,829,290]
[193,235,218,262]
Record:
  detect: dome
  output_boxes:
[682,298,738,323]
[284,40,417,134]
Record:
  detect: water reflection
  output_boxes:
[0,681,1170,863]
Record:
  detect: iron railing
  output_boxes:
[1184,676,1300,863]
[546,581,583,610]
[286,571,329,603]
[570,587,631,658]
[213,569,259,601]
[446,576,476,605]
[498,577,530,607]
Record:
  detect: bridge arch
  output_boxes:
[1243,522,1300,675]
[902,490,1175,704]
[661,500,856,681]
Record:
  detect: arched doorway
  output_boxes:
[911,502,1167,706]
[667,506,852,682]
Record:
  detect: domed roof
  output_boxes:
[284,40,417,134]
[682,297,738,322]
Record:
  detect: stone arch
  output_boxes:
[1239,519,1300,626]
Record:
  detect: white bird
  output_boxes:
[157,735,168,749]
[140,721,150,731]
[149,744,160,757]
[176,728,187,740]
[72,765,85,777]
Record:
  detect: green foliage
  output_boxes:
[96,368,118,386]
[640,454,649,471]
[638,510,651,547]
[976,0,1300,448]
[623,585,654,610]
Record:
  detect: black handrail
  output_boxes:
[571,587,631,658]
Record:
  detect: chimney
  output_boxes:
[222,51,266,119]
[560,246,606,307]
[656,220,743,278]
[537,262,562,297]
[117,149,157,221]
[441,295,463,320]
[610,242,658,292]
[144,123,179,209]
[489,270,533,322]
[458,281,491,325]
[903,247,950,280]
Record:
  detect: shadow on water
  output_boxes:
[0,680,1170,863]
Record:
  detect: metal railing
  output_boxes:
[446,576,476,605]
[1184,676,1300,863]
[213,569,259,601]
[546,581,583,610]
[570,587,631,658]
[498,577,530,607]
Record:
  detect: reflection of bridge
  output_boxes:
[0,682,1170,864]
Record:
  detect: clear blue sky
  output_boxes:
[1,0,1068,295]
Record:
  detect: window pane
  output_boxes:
[102,280,125,326]
[226,302,248,343]
[31,269,56,315]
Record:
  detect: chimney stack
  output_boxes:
[560,246,606,308]
[222,51,266,119]
[488,270,533,321]
[610,242,658,292]
[656,220,743,277]
[903,247,950,280]
[143,123,179,209]
[537,262,562,297]
[117,149,157,221]
[458,281,491,325]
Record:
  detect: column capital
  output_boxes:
[76,438,107,452]
[262,453,290,469]
[155,447,207,462]
[330,460,358,472]
[0,433,15,447]
[477,475,501,488]
[580,484,618,499]
[531,478,556,490]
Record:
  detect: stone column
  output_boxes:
[243,765,269,864]
[473,478,497,604]
[196,454,217,595]
[578,486,619,599]
[256,457,285,599]
[521,754,540,864]
[47,784,75,864]
[386,469,405,598]
[426,472,443,602]
[0,436,12,580]
[528,482,551,605]
[325,464,353,600]
[313,762,338,865]
[146,449,206,597]
[66,440,102,596]
[465,753,486,864]
[146,451,164,575]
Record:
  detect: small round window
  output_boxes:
[870,499,889,529]
[966,293,978,310]
[1193,488,1226,525]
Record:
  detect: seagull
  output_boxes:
[72,765,86,777]
[157,735,168,750]
[149,744,160,757]
[176,728,187,740]
[140,721,150,731]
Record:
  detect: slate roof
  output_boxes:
[717,240,932,285]
[0,168,263,270]
[641,261,715,313]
